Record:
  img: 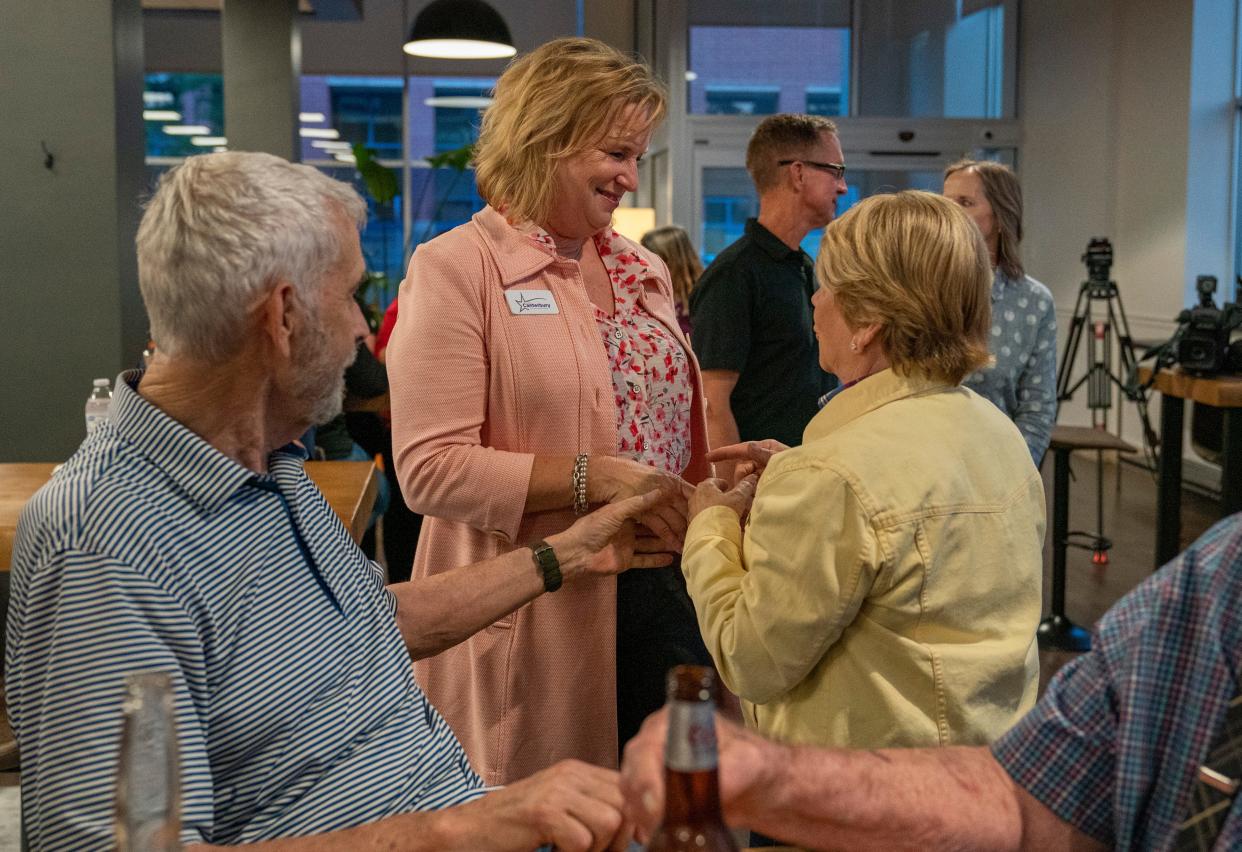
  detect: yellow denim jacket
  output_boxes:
[684,368,1044,749]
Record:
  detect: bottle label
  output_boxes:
[664,699,717,772]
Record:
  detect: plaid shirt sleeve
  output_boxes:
[992,514,1242,849]
[991,647,1119,845]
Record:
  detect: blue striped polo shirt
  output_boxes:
[6,371,484,850]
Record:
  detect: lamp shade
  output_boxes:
[404,0,517,60]
[611,207,656,242]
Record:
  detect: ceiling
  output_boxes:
[140,0,363,20]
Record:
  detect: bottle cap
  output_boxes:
[93,378,110,387]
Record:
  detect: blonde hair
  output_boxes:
[746,113,839,193]
[641,225,702,313]
[474,37,667,226]
[944,158,1024,280]
[816,190,992,384]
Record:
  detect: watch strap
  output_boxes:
[531,540,563,592]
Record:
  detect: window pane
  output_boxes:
[689,26,850,117]
[329,83,403,156]
[700,167,943,264]
[857,1,1008,118]
[144,73,224,158]
[299,75,492,292]
[431,83,492,153]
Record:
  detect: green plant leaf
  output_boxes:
[352,143,399,205]
[425,142,474,172]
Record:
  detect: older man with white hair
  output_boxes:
[7,151,665,851]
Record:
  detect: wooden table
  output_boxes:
[304,460,380,545]
[0,460,378,571]
[1138,367,1242,568]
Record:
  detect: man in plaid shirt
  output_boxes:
[624,513,1242,849]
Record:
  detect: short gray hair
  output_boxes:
[137,151,367,360]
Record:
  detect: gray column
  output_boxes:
[222,0,301,160]
[0,0,146,462]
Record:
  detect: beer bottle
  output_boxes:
[648,665,738,851]
[115,672,182,852]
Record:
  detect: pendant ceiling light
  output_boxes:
[403,0,517,60]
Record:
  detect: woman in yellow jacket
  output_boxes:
[685,190,1044,752]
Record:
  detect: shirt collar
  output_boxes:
[515,218,653,286]
[803,367,954,444]
[111,369,299,514]
[745,218,808,263]
[991,268,1012,303]
[473,206,654,288]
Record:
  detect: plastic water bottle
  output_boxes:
[115,672,182,851]
[85,378,112,434]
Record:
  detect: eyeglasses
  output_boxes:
[778,159,847,181]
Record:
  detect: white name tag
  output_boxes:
[504,289,560,315]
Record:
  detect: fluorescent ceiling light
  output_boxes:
[685,71,699,82]
[423,95,493,109]
[191,136,228,146]
[404,39,515,59]
[212,146,228,153]
[163,125,211,136]
[311,140,353,150]
[299,112,326,123]
[143,91,175,107]
[333,152,357,163]
[143,110,183,121]
[299,127,341,139]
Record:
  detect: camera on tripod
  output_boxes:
[1171,275,1242,376]
[1082,237,1114,286]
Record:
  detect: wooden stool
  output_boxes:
[1038,425,1137,651]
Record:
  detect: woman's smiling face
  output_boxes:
[544,104,652,239]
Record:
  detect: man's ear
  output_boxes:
[259,280,297,359]
[787,161,807,193]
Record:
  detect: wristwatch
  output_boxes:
[531,540,563,592]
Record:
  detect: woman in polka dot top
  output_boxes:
[944,159,1057,465]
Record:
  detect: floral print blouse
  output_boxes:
[523,225,693,476]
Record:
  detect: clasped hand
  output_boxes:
[685,439,790,524]
[707,439,789,483]
[549,490,678,580]
[588,457,694,553]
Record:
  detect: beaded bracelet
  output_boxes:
[572,453,589,515]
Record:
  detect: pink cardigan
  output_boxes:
[387,206,710,785]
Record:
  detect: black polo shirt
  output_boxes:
[690,219,838,447]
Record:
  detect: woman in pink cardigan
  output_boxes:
[386,37,711,786]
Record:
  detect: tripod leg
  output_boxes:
[1057,284,1090,402]
[1109,283,1158,449]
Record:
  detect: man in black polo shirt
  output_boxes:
[691,114,846,477]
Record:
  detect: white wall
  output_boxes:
[1021,0,1197,458]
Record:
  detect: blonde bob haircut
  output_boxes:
[474,37,667,226]
[816,190,993,385]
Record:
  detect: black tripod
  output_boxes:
[1055,240,1157,565]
